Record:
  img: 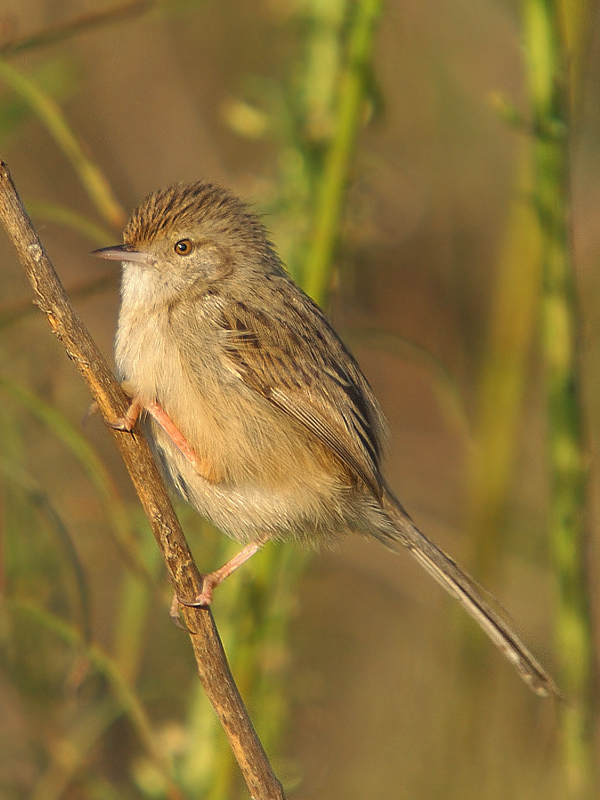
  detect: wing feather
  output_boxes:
[214,287,387,498]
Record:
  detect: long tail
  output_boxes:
[377,490,559,697]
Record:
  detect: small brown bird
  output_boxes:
[93,181,556,697]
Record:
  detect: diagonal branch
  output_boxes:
[0,0,154,57]
[0,159,285,800]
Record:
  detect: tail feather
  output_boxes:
[379,490,559,698]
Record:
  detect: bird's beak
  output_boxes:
[91,244,151,265]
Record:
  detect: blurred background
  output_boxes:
[0,1,598,798]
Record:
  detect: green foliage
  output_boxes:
[523,1,594,794]
[0,57,79,144]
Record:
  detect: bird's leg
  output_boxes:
[110,393,254,608]
[179,542,263,607]
[109,396,144,432]
[145,401,222,481]
[109,396,220,481]
[145,402,199,466]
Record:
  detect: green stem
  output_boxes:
[524,0,594,794]
[304,0,383,304]
[28,201,115,244]
[468,144,543,577]
[0,61,126,229]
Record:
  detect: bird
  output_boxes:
[92,180,557,697]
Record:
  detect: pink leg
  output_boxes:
[169,593,190,630]
[109,398,191,460]
[110,397,220,481]
[146,402,221,481]
[179,542,262,607]
[111,396,254,608]
[145,402,199,467]
[109,397,143,431]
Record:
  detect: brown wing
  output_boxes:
[215,288,387,499]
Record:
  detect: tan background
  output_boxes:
[1,1,599,798]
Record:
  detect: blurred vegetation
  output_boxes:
[464,2,596,796]
[0,1,598,799]
[525,1,594,794]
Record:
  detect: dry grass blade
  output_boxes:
[0,0,154,57]
[0,62,126,229]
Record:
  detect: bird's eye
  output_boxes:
[174,238,194,256]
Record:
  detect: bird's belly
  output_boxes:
[116,315,372,544]
[144,411,358,546]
